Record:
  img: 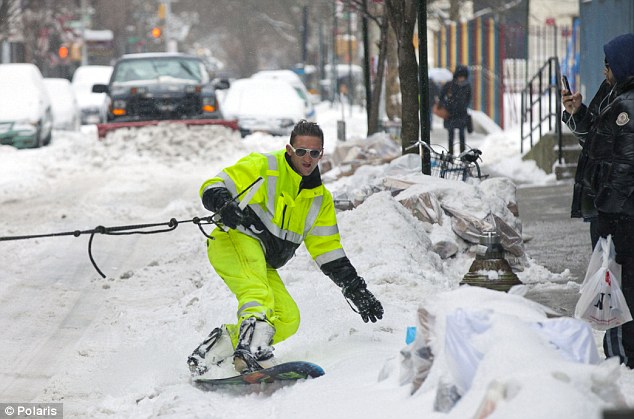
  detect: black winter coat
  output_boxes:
[439,79,472,130]
[565,80,614,219]
[574,77,634,216]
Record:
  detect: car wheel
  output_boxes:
[32,129,43,148]
[43,130,52,146]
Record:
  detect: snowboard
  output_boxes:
[193,361,324,388]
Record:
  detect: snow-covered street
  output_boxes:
[1,105,633,419]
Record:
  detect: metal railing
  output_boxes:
[520,57,563,164]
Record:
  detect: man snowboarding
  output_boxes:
[188,120,384,378]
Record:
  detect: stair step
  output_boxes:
[523,131,582,175]
[554,164,577,181]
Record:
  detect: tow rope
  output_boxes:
[0,177,263,279]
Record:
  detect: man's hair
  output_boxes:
[290,120,324,146]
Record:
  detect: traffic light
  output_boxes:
[151,26,162,39]
[58,45,69,60]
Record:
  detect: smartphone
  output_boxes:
[561,75,571,92]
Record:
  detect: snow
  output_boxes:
[1,99,633,419]
[43,78,81,131]
[71,65,113,114]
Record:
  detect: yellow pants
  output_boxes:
[207,228,300,347]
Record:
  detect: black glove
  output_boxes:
[343,277,384,323]
[217,199,244,229]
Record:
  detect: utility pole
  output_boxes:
[347,1,354,113]
[332,0,339,105]
[162,0,178,52]
[301,6,308,66]
[362,0,371,130]
[80,0,88,65]
[418,0,430,175]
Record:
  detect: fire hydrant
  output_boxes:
[460,231,522,292]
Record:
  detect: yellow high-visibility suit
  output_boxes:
[200,149,355,347]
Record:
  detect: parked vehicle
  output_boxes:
[221,78,307,137]
[0,63,53,148]
[43,78,81,131]
[71,65,113,125]
[251,69,316,119]
[92,52,227,123]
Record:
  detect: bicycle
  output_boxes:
[405,140,487,182]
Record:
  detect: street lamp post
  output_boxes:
[162,0,178,52]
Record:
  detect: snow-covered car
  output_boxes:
[221,78,307,137]
[43,78,81,131]
[71,65,113,125]
[251,69,316,120]
[0,63,53,149]
[92,52,226,122]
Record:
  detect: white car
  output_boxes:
[0,63,54,149]
[71,65,113,124]
[222,78,307,137]
[251,69,316,120]
[43,78,81,131]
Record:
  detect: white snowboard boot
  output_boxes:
[187,325,234,377]
[233,317,276,373]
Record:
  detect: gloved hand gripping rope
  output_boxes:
[0,177,263,278]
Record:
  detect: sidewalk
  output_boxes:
[422,126,585,314]
[518,180,590,315]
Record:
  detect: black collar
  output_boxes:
[284,152,322,190]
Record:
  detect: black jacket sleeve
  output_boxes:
[320,256,361,293]
[563,81,614,145]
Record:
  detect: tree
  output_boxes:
[367,10,389,136]
[384,0,419,154]
[385,23,400,122]
[343,0,389,136]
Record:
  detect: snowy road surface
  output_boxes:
[1,116,633,418]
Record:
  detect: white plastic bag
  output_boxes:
[575,235,632,330]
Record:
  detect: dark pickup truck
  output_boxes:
[92,52,229,123]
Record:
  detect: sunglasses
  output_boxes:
[289,145,322,159]
[605,59,610,70]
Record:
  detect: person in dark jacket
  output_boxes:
[439,65,472,155]
[563,63,616,247]
[563,33,634,369]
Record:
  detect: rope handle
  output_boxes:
[0,177,263,278]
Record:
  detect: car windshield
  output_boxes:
[113,57,206,83]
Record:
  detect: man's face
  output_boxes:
[605,64,616,86]
[286,135,323,177]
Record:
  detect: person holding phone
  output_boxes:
[562,70,614,247]
[562,33,634,369]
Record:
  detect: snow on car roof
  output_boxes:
[119,52,200,61]
[71,65,113,84]
[0,63,44,82]
[222,78,304,119]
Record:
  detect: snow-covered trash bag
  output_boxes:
[442,206,527,270]
[383,153,424,177]
[396,306,436,394]
[389,287,627,418]
[575,235,632,330]
[397,190,444,225]
[395,188,459,258]
[326,133,402,172]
